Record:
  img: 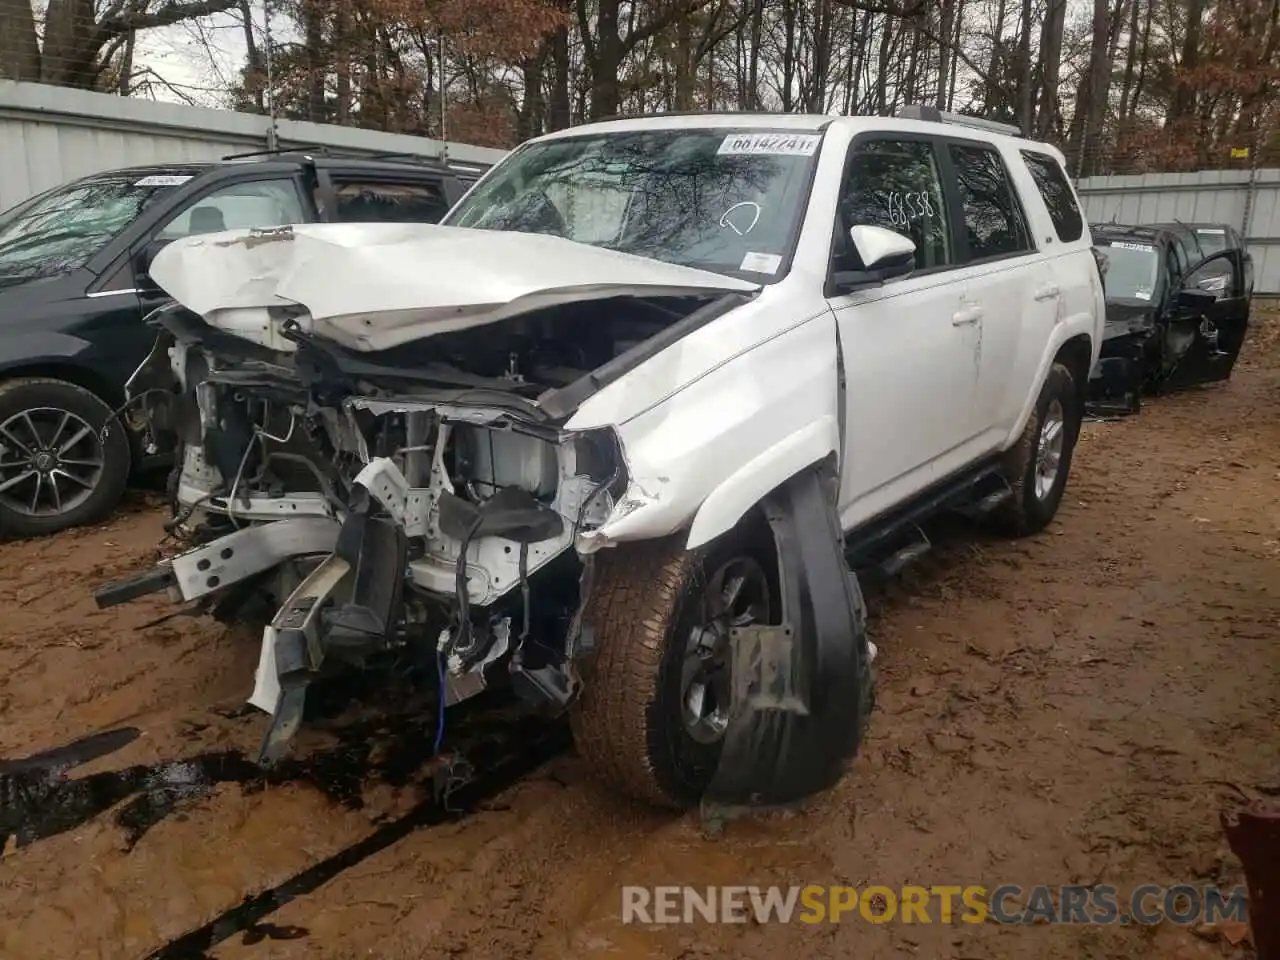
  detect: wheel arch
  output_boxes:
[1053,333,1094,422]
[0,361,125,411]
[684,415,840,550]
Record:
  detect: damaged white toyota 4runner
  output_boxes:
[96,106,1103,812]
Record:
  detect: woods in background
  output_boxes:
[2,0,1278,175]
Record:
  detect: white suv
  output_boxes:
[96,106,1104,814]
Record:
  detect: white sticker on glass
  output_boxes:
[134,175,194,187]
[718,133,821,157]
[1109,241,1155,252]
[740,251,783,274]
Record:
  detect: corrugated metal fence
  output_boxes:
[0,80,509,213]
[1076,168,1280,295]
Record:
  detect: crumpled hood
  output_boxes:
[1102,300,1157,341]
[148,222,760,353]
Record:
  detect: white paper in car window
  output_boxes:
[718,133,821,156]
[134,175,194,187]
[1133,287,1153,300]
[740,251,782,274]
[1109,241,1155,252]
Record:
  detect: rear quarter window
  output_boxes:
[1019,150,1084,243]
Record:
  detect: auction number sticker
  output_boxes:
[134,174,194,187]
[718,133,821,156]
[1108,241,1155,252]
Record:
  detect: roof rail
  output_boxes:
[896,104,1023,138]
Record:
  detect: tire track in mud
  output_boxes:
[0,681,572,959]
[144,721,570,959]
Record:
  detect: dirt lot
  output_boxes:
[1,310,1278,960]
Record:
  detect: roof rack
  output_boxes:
[218,145,493,176]
[896,104,1023,138]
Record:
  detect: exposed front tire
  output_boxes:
[569,530,776,810]
[993,361,1081,537]
[0,378,132,538]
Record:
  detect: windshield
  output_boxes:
[444,128,822,280]
[1099,242,1161,301]
[1193,228,1227,256]
[0,173,191,286]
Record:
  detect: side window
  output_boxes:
[836,139,952,270]
[948,143,1033,261]
[1019,150,1084,243]
[331,179,450,223]
[158,180,305,239]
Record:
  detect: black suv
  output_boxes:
[1087,222,1252,414]
[0,151,485,537]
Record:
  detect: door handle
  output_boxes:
[952,305,983,326]
[1034,283,1061,301]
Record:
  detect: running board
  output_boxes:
[843,458,1006,569]
[878,527,931,577]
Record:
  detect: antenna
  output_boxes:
[262,0,279,151]
[437,33,448,165]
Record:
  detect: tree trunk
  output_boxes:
[935,0,955,109]
[1015,0,1033,133]
[1168,0,1205,126]
[0,0,41,80]
[1035,0,1067,138]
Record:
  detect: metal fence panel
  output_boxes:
[1077,168,1280,294]
[0,80,510,213]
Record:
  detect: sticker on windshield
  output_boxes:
[1109,241,1155,252]
[1197,228,1226,234]
[740,251,783,274]
[1133,287,1153,300]
[134,174,193,187]
[718,133,821,157]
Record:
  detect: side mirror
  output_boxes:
[1177,287,1217,311]
[134,238,171,284]
[849,224,916,270]
[830,225,916,293]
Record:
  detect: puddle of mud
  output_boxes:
[0,675,536,856]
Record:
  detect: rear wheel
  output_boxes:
[0,378,131,538]
[569,531,775,810]
[993,361,1081,537]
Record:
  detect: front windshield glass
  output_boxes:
[444,129,823,280]
[1100,242,1161,301]
[0,173,190,286]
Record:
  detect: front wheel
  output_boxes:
[569,532,776,810]
[0,378,132,538]
[993,360,1082,537]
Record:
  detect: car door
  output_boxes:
[826,135,982,522]
[1160,248,1249,390]
[938,139,1051,446]
[133,176,310,318]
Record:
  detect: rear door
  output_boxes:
[1160,248,1249,389]
[937,138,1051,445]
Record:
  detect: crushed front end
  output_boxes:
[97,302,645,765]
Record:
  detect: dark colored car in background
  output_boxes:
[0,151,488,538]
[1087,222,1252,415]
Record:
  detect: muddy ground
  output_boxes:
[1,310,1277,960]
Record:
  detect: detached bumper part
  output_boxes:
[254,481,409,766]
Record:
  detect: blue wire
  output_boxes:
[433,650,447,754]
